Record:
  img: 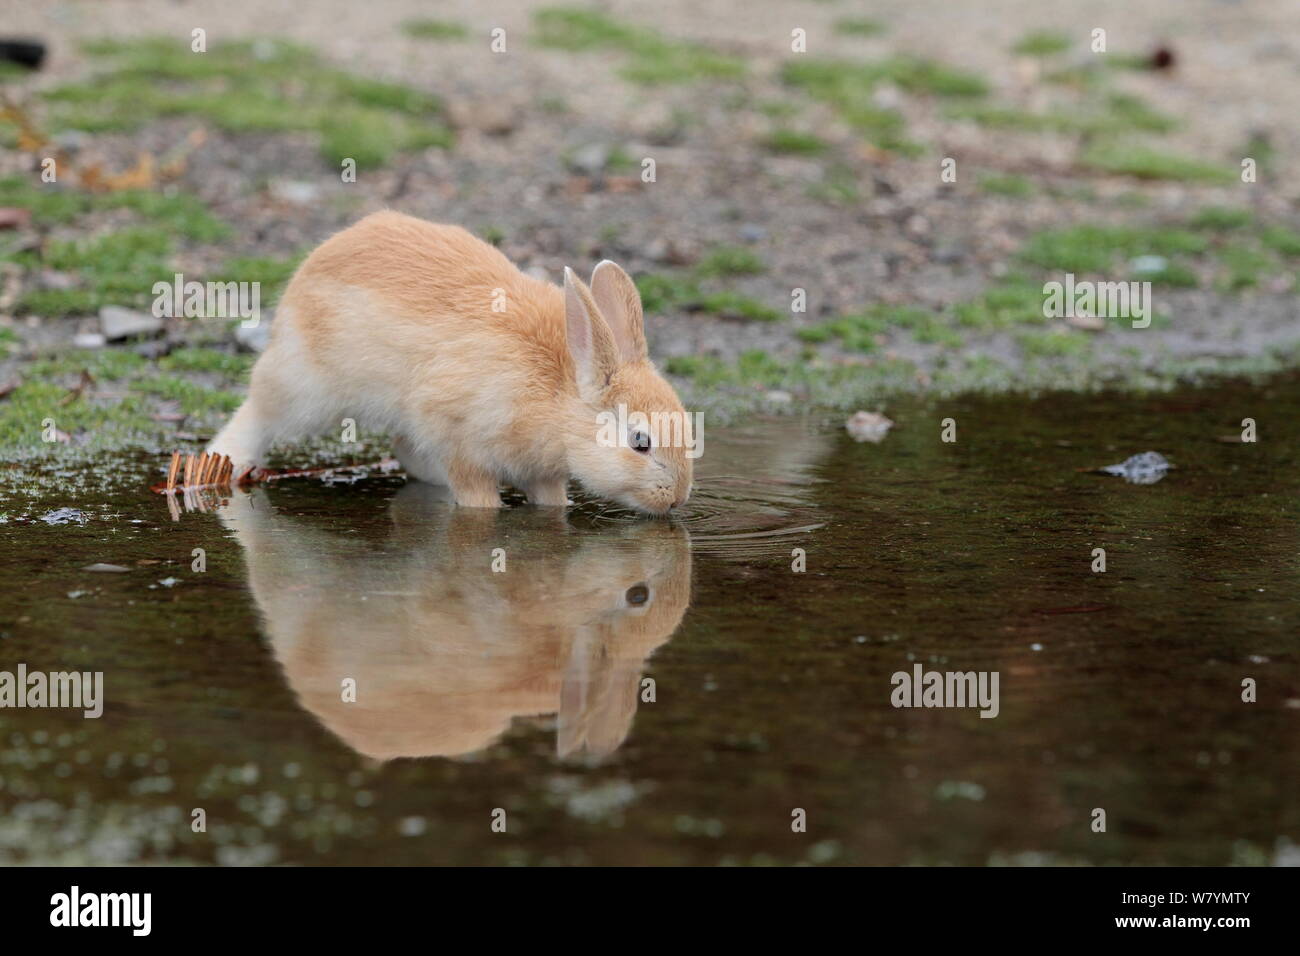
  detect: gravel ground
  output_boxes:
[1,0,1299,428]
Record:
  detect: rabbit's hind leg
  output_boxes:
[392,434,452,487]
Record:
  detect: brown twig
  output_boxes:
[152,451,401,497]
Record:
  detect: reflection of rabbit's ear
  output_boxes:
[556,633,641,760]
[580,667,641,758]
[556,631,592,758]
[556,674,586,759]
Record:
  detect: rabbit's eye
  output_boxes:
[625,584,650,605]
[629,430,652,453]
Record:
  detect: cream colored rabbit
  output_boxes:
[209,211,693,514]
[217,483,692,760]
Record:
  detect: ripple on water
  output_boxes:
[570,417,831,560]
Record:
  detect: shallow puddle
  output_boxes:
[1,374,1297,865]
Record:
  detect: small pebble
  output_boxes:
[845,410,894,443]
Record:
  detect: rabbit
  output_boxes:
[208,211,693,515]
[215,482,692,760]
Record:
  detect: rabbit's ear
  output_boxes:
[564,267,620,392]
[590,260,647,364]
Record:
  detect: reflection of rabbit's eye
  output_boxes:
[629,430,651,453]
[625,584,650,605]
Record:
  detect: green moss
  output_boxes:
[954,279,1048,329]
[1012,219,1300,295]
[158,347,254,379]
[806,165,862,204]
[42,37,451,167]
[319,108,451,166]
[11,226,174,316]
[896,313,964,347]
[0,176,228,239]
[1188,206,1253,230]
[1240,131,1275,174]
[130,375,243,414]
[401,19,470,41]
[0,380,157,448]
[635,248,777,322]
[0,339,262,451]
[533,8,652,51]
[12,289,101,317]
[1019,225,1207,273]
[757,101,800,119]
[1110,52,1158,71]
[1017,329,1091,357]
[798,287,1059,343]
[1137,261,1199,288]
[945,105,1057,131]
[782,56,984,154]
[2,228,298,321]
[1215,244,1262,292]
[798,304,962,352]
[28,348,148,382]
[840,106,919,155]
[635,274,697,314]
[698,291,780,322]
[209,254,301,299]
[785,57,986,100]
[532,8,744,84]
[947,93,1173,136]
[1012,30,1072,56]
[665,349,789,388]
[1045,52,1153,85]
[1083,144,1233,183]
[329,74,443,115]
[605,146,639,173]
[667,348,929,411]
[1259,227,1300,257]
[0,176,89,223]
[980,174,1034,197]
[0,347,184,449]
[834,19,885,37]
[1109,192,1148,209]
[694,245,766,278]
[1104,94,1178,133]
[795,324,834,344]
[762,129,828,155]
[876,57,988,97]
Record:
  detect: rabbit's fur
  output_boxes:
[209,211,693,514]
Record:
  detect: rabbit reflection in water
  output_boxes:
[218,483,691,760]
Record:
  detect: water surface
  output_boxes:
[1,375,1298,865]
